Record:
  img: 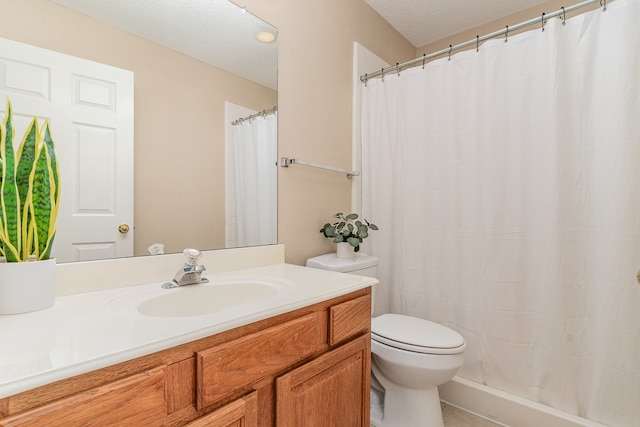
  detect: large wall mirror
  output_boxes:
[0,0,278,263]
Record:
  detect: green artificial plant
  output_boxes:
[320,212,378,253]
[0,98,60,262]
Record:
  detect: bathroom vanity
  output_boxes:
[0,262,374,427]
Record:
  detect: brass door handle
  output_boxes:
[118,224,130,234]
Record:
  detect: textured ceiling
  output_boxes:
[364,0,550,47]
[51,0,277,90]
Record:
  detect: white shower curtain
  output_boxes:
[361,2,640,426]
[229,112,277,247]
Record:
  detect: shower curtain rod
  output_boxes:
[360,0,605,83]
[231,105,277,125]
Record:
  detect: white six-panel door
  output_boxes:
[0,37,134,262]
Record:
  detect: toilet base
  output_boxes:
[370,364,444,427]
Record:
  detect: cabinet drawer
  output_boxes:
[0,366,166,427]
[328,294,370,346]
[197,312,323,409]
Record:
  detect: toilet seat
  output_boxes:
[372,313,466,355]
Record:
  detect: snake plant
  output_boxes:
[0,98,60,262]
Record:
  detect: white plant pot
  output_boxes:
[0,258,56,315]
[336,242,355,259]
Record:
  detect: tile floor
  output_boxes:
[370,402,505,427]
[442,403,504,427]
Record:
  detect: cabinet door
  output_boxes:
[276,334,370,427]
[0,367,166,427]
[184,391,258,427]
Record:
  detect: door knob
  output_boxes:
[118,224,130,234]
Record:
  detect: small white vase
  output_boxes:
[0,258,56,315]
[336,242,355,259]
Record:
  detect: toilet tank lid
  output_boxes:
[306,253,378,272]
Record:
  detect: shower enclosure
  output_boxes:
[361,2,640,426]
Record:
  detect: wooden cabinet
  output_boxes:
[184,392,258,427]
[276,335,370,427]
[0,367,166,427]
[328,294,370,346]
[196,312,323,409]
[0,288,371,427]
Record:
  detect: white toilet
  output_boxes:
[306,253,466,427]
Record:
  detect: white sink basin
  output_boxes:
[106,278,293,318]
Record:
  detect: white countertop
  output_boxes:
[0,263,377,399]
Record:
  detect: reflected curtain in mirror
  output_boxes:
[225,104,277,247]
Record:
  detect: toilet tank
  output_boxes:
[306,253,378,277]
[306,253,379,314]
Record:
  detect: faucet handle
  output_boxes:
[183,248,202,266]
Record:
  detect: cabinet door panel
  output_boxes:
[0,366,166,427]
[185,391,257,427]
[276,335,370,427]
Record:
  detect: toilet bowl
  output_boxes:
[370,313,465,426]
[306,253,466,427]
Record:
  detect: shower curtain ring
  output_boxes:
[476,35,479,52]
[541,12,546,32]
[364,73,368,87]
[560,7,566,25]
[422,53,426,69]
[600,0,607,11]
[381,67,385,82]
[505,25,509,43]
[396,63,400,76]
[448,44,453,61]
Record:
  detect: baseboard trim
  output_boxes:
[439,377,608,427]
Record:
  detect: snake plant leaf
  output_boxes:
[16,118,39,258]
[28,122,59,261]
[42,122,60,208]
[38,122,59,260]
[0,98,20,262]
[29,142,52,259]
[0,156,3,257]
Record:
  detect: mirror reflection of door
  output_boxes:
[0,37,134,262]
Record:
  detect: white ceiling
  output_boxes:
[50,1,558,88]
[51,0,278,90]
[364,0,550,47]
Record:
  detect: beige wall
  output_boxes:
[418,0,602,56]
[0,0,276,256]
[241,0,415,265]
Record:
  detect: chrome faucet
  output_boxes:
[162,248,209,288]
